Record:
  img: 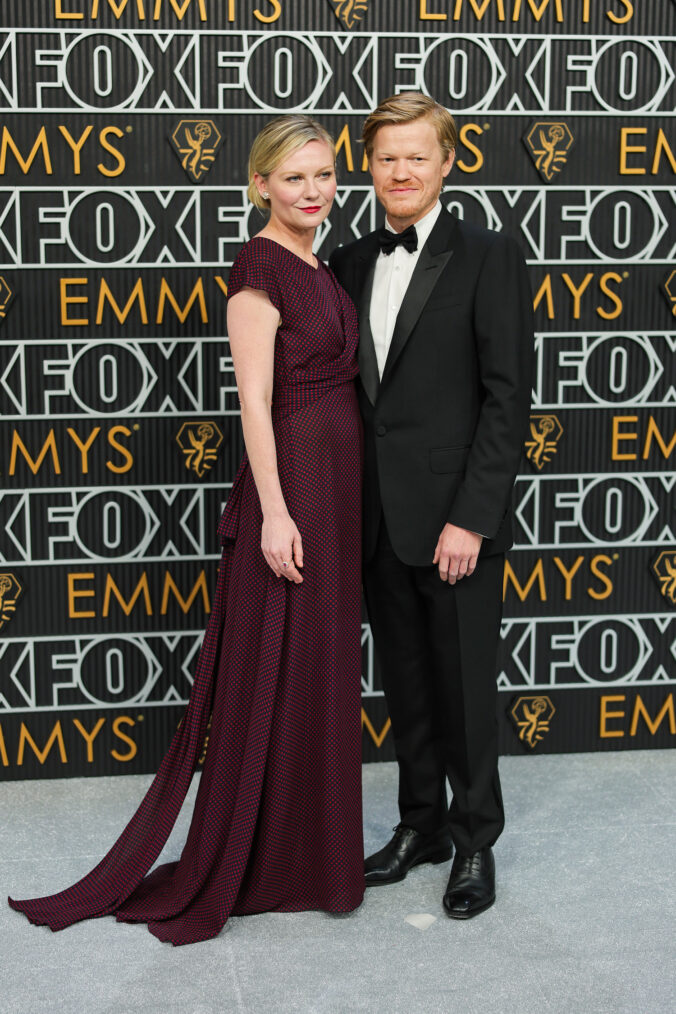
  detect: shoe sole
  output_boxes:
[365,846,453,887]
[443,894,495,920]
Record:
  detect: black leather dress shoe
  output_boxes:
[442,846,495,919]
[365,824,453,886]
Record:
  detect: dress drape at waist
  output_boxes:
[218,378,355,545]
[271,376,355,421]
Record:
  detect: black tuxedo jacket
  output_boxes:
[329,209,534,566]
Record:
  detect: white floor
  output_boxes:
[2,752,675,1014]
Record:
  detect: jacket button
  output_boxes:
[376,424,387,436]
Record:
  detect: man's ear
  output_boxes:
[442,150,456,177]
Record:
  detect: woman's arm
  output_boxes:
[226,286,303,584]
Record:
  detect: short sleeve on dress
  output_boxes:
[227,239,284,316]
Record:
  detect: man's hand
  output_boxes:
[432,524,483,584]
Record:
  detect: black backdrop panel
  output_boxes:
[0,0,674,778]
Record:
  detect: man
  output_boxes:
[329,93,534,919]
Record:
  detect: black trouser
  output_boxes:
[364,519,505,857]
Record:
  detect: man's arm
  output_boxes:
[447,232,534,539]
[434,233,533,583]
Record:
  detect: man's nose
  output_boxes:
[391,160,411,179]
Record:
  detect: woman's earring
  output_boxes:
[263,191,270,200]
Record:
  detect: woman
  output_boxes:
[8,115,364,946]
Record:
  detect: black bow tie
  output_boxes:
[378,224,418,255]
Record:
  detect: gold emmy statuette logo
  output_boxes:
[176,421,224,478]
[0,573,22,631]
[510,696,555,749]
[170,120,223,182]
[525,414,563,471]
[651,550,676,605]
[0,276,14,320]
[327,0,370,29]
[663,270,676,317]
[524,122,574,182]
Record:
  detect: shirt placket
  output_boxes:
[387,247,406,338]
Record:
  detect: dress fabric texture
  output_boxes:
[8,237,365,945]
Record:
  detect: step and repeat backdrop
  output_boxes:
[0,0,674,778]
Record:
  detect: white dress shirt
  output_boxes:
[369,201,443,378]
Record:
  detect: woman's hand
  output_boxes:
[261,513,304,583]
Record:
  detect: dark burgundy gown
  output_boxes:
[9,237,365,945]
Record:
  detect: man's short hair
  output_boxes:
[362,93,458,162]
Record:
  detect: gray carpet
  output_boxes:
[1,752,675,1014]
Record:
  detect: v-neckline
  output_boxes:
[253,235,320,271]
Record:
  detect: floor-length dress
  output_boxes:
[8,237,365,945]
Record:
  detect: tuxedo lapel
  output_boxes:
[381,211,457,387]
[355,239,380,406]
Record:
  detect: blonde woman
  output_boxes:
[9,116,364,945]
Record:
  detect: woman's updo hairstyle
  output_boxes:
[247,115,335,210]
